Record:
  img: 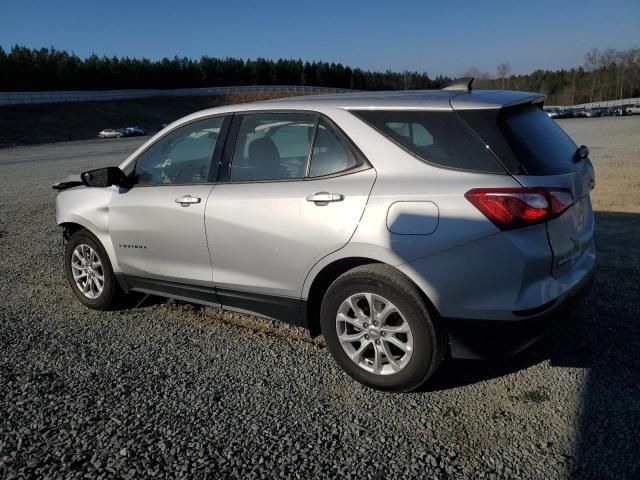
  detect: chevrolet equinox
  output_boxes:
[53,79,596,391]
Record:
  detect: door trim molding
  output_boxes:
[119,274,221,307]
[117,274,307,328]
[216,287,305,327]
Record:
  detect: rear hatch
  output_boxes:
[456,101,596,277]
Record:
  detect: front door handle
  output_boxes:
[175,195,201,206]
[306,192,344,205]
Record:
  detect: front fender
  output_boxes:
[55,187,120,272]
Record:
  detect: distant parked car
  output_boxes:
[544,107,560,119]
[614,106,630,116]
[125,127,145,136]
[598,107,614,116]
[98,129,123,139]
[584,109,601,118]
[628,104,640,115]
[572,109,587,118]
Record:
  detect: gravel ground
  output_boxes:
[1,117,639,479]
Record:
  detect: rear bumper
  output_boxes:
[445,267,594,359]
[398,223,596,321]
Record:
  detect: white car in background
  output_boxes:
[627,104,640,115]
[98,129,123,139]
[544,107,560,118]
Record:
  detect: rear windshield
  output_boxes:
[459,104,578,175]
[351,110,505,174]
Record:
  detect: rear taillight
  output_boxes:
[465,187,574,230]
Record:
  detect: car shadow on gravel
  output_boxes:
[120,292,176,310]
[424,211,640,478]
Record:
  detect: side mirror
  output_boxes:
[575,145,589,162]
[80,167,128,188]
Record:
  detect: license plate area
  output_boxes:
[548,195,593,277]
[574,197,587,231]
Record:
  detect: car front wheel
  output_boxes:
[320,264,445,392]
[64,230,123,310]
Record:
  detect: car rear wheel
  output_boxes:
[320,264,445,391]
[64,230,124,310]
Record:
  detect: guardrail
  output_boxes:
[0,85,354,106]
[573,97,640,109]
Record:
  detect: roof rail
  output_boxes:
[442,77,474,92]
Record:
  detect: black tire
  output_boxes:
[64,229,124,310]
[320,264,445,392]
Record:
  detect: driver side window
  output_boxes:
[134,117,226,186]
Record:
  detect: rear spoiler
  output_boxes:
[450,91,546,111]
[52,174,83,191]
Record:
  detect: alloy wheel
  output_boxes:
[336,292,414,375]
[71,244,104,299]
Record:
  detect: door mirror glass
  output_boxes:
[80,167,127,188]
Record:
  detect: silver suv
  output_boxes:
[54,80,596,391]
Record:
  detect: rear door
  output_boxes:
[205,111,375,315]
[458,103,596,277]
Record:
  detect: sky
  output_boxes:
[1,0,638,77]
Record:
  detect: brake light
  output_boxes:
[465,188,574,230]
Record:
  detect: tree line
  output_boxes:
[0,46,449,92]
[1,45,638,105]
[468,47,640,105]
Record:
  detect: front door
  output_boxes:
[205,112,376,313]
[109,115,230,286]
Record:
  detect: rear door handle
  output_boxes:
[175,195,201,206]
[306,192,344,205]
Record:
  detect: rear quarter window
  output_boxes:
[351,110,505,174]
[459,104,578,176]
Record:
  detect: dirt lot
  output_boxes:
[0,116,639,479]
[558,116,640,213]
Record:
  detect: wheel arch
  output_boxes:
[304,256,441,339]
[60,221,85,241]
[57,216,120,273]
[305,257,380,337]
